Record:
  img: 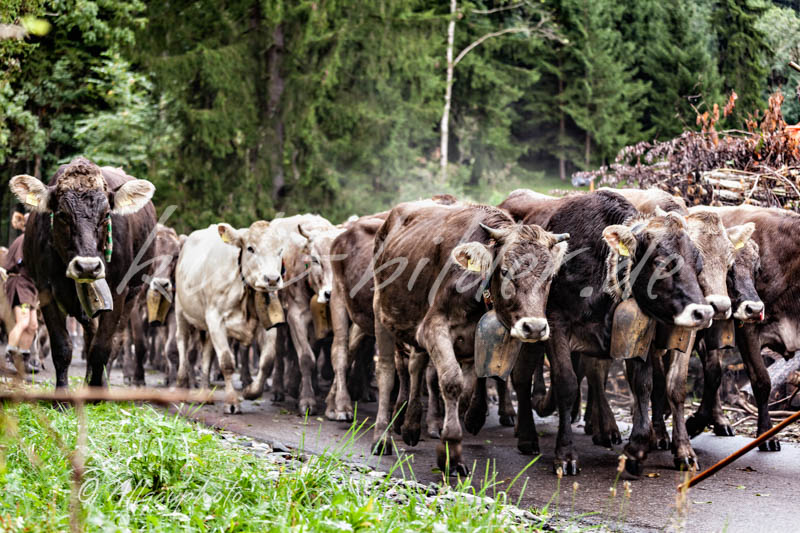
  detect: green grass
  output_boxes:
[0,400,549,532]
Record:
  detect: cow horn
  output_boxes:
[297,224,310,240]
[552,232,570,243]
[654,206,669,217]
[479,223,511,241]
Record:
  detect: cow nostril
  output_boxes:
[692,309,704,321]
[323,290,331,300]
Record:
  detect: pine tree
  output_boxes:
[715,0,770,122]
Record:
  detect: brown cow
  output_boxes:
[714,205,799,451]
[372,202,569,475]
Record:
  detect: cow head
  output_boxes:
[682,209,750,319]
[148,224,182,299]
[217,220,284,291]
[451,223,569,342]
[726,225,763,321]
[298,224,345,304]
[10,157,154,282]
[603,211,714,328]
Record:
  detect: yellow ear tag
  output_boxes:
[618,242,630,257]
[25,193,39,207]
[735,241,744,250]
[221,233,230,244]
[467,258,481,272]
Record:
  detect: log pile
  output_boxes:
[573,92,800,211]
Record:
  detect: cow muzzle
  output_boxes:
[66,256,105,282]
[149,276,173,295]
[673,303,714,329]
[510,317,550,342]
[705,294,732,319]
[733,300,764,322]
[254,273,283,291]
[317,286,332,304]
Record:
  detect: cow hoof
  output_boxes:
[224,403,242,415]
[428,427,441,439]
[271,391,285,402]
[758,438,781,452]
[685,414,709,438]
[299,399,317,416]
[624,457,642,479]
[517,440,540,456]
[133,378,146,387]
[436,441,467,476]
[123,376,132,386]
[464,411,486,436]
[372,437,393,456]
[553,459,580,476]
[401,424,421,447]
[713,423,735,437]
[653,437,670,451]
[242,387,262,401]
[499,414,516,427]
[674,455,699,472]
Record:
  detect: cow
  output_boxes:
[327,213,387,421]
[498,190,714,475]
[10,157,156,388]
[710,205,800,451]
[239,214,340,415]
[687,234,762,438]
[372,201,569,475]
[174,221,284,413]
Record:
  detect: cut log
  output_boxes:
[741,353,800,408]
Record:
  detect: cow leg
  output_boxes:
[85,294,128,387]
[426,363,443,439]
[737,325,779,451]
[238,342,253,389]
[175,303,193,388]
[547,329,579,476]
[286,308,317,415]
[650,350,670,450]
[200,335,214,390]
[666,344,698,471]
[326,288,354,421]
[243,327,277,400]
[512,343,542,455]
[496,377,516,427]
[571,352,584,423]
[687,340,733,438]
[623,357,653,478]
[271,326,287,402]
[400,347,428,446]
[420,320,468,476]
[463,365,488,436]
[372,310,396,456]
[392,345,410,434]
[204,314,240,414]
[41,303,72,389]
[130,307,147,386]
[584,357,621,447]
[164,313,179,386]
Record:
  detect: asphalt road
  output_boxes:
[23,357,800,532]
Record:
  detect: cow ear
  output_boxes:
[10,174,51,213]
[727,222,755,250]
[218,223,243,247]
[603,225,636,258]
[111,179,155,215]
[452,242,493,275]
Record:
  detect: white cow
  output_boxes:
[174,221,286,413]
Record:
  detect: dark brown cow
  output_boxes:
[372,202,569,475]
[499,190,713,475]
[714,205,799,451]
[10,157,156,388]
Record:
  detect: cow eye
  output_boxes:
[247,246,255,253]
[500,267,509,277]
[311,256,320,265]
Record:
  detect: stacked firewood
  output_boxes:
[572,92,800,211]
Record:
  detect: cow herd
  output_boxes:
[7,157,800,481]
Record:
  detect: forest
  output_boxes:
[1,0,799,234]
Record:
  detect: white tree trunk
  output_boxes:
[440,0,457,182]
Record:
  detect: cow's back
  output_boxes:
[608,188,688,215]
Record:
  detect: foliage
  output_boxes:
[0,400,546,532]
[1,0,797,233]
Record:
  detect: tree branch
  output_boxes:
[472,3,525,15]
[453,27,529,67]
